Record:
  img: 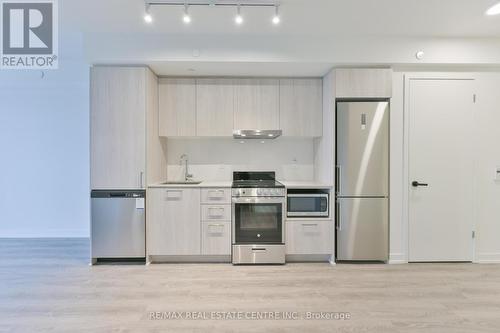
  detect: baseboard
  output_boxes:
[286,254,331,262]
[389,252,407,264]
[0,229,89,238]
[149,255,231,263]
[475,252,500,263]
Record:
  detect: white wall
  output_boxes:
[474,73,500,263]
[389,71,500,263]
[0,33,90,237]
[165,138,315,182]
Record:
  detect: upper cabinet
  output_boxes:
[279,78,323,137]
[196,78,234,136]
[335,68,392,98]
[234,78,279,130]
[90,66,164,189]
[158,76,323,138]
[158,78,196,137]
[90,67,147,189]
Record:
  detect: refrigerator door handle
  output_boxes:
[335,165,341,195]
[336,200,341,230]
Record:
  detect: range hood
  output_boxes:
[233,129,282,139]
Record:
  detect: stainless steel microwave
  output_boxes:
[287,190,329,217]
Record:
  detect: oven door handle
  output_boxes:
[251,248,267,252]
[232,197,285,204]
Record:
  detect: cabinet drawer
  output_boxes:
[285,220,333,255]
[201,204,231,221]
[201,188,231,204]
[201,222,231,255]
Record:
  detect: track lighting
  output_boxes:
[272,5,280,25]
[142,1,282,26]
[235,5,243,25]
[144,4,153,23]
[486,2,500,15]
[183,4,191,23]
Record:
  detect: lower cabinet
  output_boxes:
[285,220,333,255]
[147,188,201,256]
[201,221,231,255]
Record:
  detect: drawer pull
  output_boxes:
[165,190,182,200]
[207,190,225,199]
[208,207,225,217]
[301,223,319,227]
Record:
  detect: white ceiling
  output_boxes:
[61,0,500,75]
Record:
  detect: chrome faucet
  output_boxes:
[180,154,193,181]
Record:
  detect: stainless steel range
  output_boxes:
[231,171,286,265]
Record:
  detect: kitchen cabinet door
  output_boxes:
[158,78,196,137]
[285,220,333,255]
[201,221,231,255]
[147,188,201,256]
[335,68,392,98]
[279,79,323,137]
[234,78,279,130]
[196,78,234,136]
[90,67,146,189]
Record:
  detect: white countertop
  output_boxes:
[279,181,334,189]
[148,181,232,188]
[149,180,332,189]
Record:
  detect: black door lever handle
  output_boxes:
[412,181,428,187]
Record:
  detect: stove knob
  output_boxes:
[257,189,262,195]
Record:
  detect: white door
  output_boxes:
[408,78,474,262]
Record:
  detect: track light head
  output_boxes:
[144,4,153,23]
[272,5,280,25]
[235,5,243,25]
[183,4,191,23]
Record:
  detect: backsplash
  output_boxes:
[166,138,315,181]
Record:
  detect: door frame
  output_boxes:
[402,72,477,263]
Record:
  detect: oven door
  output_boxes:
[232,197,285,244]
[287,194,329,217]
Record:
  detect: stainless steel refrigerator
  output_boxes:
[336,100,389,261]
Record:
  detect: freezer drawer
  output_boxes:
[336,197,388,261]
[336,101,389,196]
[91,190,145,258]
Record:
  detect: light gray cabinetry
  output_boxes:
[335,68,392,98]
[147,188,201,256]
[201,222,231,255]
[158,78,196,137]
[285,219,333,255]
[90,67,148,189]
[234,78,279,130]
[196,78,234,136]
[279,78,323,137]
[200,188,231,257]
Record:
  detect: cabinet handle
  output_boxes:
[208,223,225,227]
[208,190,224,199]
[140,171,144,188]
[208,207,224,217]
[165,190,182,200]
[301,223,318,227]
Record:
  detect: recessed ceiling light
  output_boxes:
[272,5,280,25]
[486,2,500,15]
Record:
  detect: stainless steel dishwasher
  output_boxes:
[91,190,145,262]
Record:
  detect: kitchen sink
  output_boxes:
[161,181,202,185]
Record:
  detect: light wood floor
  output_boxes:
[1,239,500,333]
